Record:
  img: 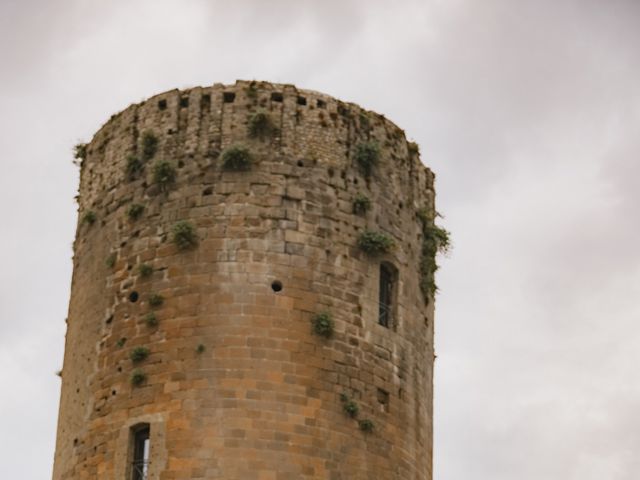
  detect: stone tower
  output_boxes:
[53,80,441,480]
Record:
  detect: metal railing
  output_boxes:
[378,302,392,328]
[132,460,149,480]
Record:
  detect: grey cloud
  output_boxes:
[1,0,639,478]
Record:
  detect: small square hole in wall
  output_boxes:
[158,99,167,110]
[223,92,236,103]
[271,92,284,102]
[317,99,326,109]
[297,96,307,106]
[377,388,389,413]
[180,97,189,108]
[201,93,211,109]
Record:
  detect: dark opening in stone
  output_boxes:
[271,92,283,102]
[297,96,307,106]
[317,99,326,109]
[158,99,167,110]
[271,280,283,292]
[129,291,139,303]
[180,97,189,108]
[223,92,236,103]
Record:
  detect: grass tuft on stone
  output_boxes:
[352,193,371,215]
[311,311,334,338]
[357,231,394,256]
[153,160,177,189]
[148,293,164,308]
[130,346,150,363]
[248,112,277,140]
[141,131,159,160]
[222,145,252,171]
[172,221,198,250]
[130,369,147,387]
[354,142,380,177]
[127,203,144,220]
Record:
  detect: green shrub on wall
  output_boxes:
[358,419,375,432]
[417,208,450,300]
[82,210,97,226]
[74,143,87,162]
[172,221,198,250]
[144,312,158,327]
[130,346,150,363]
[105,253,116,268]
[149,293,164,308]
[343,400,359,418]
[138,263,153,278]
[153,160,177,189]
[127,203,144,220]
[222,145,252,171]
[354,142,380,177]
[311,312,334,338]
[352,193,371,215]
[248,112,277,140]
[357,231,394,256]
[125,155,143,181]
[141,131,159,160]
[130,369,147,387]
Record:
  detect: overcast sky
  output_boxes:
[1,0,638,478]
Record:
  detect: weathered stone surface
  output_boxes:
[53,80,436,480]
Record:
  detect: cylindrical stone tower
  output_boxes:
[53,80,440,480]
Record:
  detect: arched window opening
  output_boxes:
[131,424,150,480]
[378,263,397,329]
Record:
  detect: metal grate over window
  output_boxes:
[132,425,150,480]
[379,264,395,328]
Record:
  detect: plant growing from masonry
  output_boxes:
[342,399,359,418]
[352,193,371,215]
[130,346,150,363]
[221,145,252,171]
[153,160,177,189]
[357,231,394,256]
[116,337,127,348]
[126,155,143,181]
[105,253,116,268]
[172,221,198,250]
[73,143,87,163]
[311,311,334,338]
[196,344,206,354]
[127,203,144,220]
[82,210,97,226]
[417,208,450,300]
[245,81,258,100]
[148,293,164,308]
[138,263,153,278]
[144,312,158,328]
[358,419,375,432]
[339,393,360,418]
[407,141,420,156]
[248,111,277,140]
[141,131,159,160]
[130,369,147,387]
[354,142,380,177]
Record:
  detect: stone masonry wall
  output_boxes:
[53,80,436,480]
